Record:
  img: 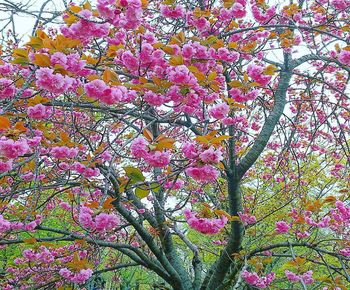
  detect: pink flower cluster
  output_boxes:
[199,146,223,164]
[183,143,223,183]
[247,64,272,86]
[27,104,52,119]
[50,146,78,159]
[285,270,314,285]
[71,162,100,178]
[219,2,247,20]
[275,221,290,234]
[0,215,11,232]
[339,248,350,257]
[97,0,143,30]
[160,4,185,19]
[229,88,260,103]
[0,215,42,233]
[338,50,350,66]
[62,9,110,43]
[305,215,331,228]
[185,165,219,183]
[0,160,12,173]
[168,65,197,86]
[59,268,93,284]
[238,212,257,225]
[85,79,137,105]
[78,206,119,232]
[22,246,54,264]
[251,3,276,24]
[143,91,169,106]
[329,201,350,238]
[209,103,230,119]
[35,68,73,95]
[50,52,87,75]
[0,78,16,99]
[130,137,170,167]
[0,138,29,159]
[184,209,228,234]
[241,270,275,289]
[331,0,350,10]
[164,179,184,190]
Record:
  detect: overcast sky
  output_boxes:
[0,0,65,42]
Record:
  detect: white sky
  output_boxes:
[0,0,65,41]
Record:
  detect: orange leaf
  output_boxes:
[85,201,99,208]
[14,122,27,132]
[155,138,175,150]
[103,197,116,209]
[23,238,37,244]
[323,196,336,203]
[0,116,11,131]
[169,55,184,66]
[143,128,153,141]
[33,54,51,67]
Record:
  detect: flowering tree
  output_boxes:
[1,0,350,289]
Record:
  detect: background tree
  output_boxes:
[0,0,350,289]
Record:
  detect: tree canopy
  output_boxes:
[0,0,350,289]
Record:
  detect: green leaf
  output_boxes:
[135,187,150,199]
[124,166,145,183]
[150,182,161,193]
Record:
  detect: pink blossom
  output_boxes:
[185,165,219,183]
[0,63,14,75]
[0,160,12,173]
[168,65,196,85]
[50,146,78,159]
[71,268,93,284]
[193,17,210,32]
[0,215,11,232]
[145,151,170,167]
[61,9,110,43]
[22,249,36,261]
[209,103,230,119]
[285,270,314,285]
[331,0,350,10]
[78,206,94,229]
[182,142,198,159]
[121,51,139,71]
[275,221,290,234]
[160,5,185,19]
[164,179,184,190]
[85,79,109,98]
[247,64,272,86]
[0,138,29,159]
[130,137,149,158]
[216,47,239,62]
[302,270,314,285]
[239,212,257,225]
[229,88,259,102]
[182,44,194,59]
[24,221,38,231]
[231,2,246,18]
[285,270,300,282]
[59,268,72,279]
[339,248,350,257]
[95,213,119,232]
[27,104,52,119]
[51,52,67,67]
[35,68,73,95]
[184,209,227,234]
[241,270,275,289]
[199,146,223,164]
[0,78,16,99]
[143,91,168,106]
